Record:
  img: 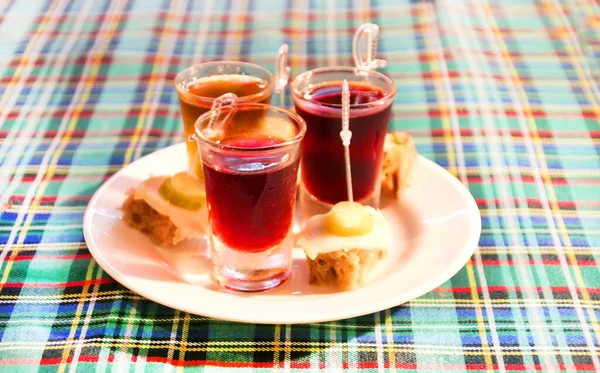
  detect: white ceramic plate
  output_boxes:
[83,143,481,324]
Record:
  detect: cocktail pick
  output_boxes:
[187,93,237,180]
[186,93,238,181]
[340,79,354,203]
[204,92,238,139]
[275,43,291,107]
[352,23,387,72]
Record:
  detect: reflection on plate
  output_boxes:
[83,143,481,324]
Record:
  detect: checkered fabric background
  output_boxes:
[0,0,599,371]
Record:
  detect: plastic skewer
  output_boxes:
[340,79,353,203]
[204,93,238,139]
[352,23,387,72]
[275,43,290,108]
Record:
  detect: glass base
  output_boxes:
[210,230,293,292]
[298,183,380,225]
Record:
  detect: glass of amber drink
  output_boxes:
[174,62,274,179]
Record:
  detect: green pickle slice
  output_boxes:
[158,172,206,211]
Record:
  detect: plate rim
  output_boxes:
[83,142,481,324]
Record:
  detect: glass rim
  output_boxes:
[194,102,307,152]
[174,61,275,106]
[290,66,396,110]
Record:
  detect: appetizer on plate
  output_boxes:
[382,131,418,198]
[296,202,392,290]
[121,172,208,247]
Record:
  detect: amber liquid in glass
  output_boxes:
[177,74,271,176]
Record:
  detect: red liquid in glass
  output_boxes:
[294,81,391,205]
[203,136,299,253]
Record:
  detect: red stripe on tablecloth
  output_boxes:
[427,128,600,138]
[1,278,113,288]
[10,253,92,262]
[7,55,114,68]
[466,176,599,185]
[11,175,112,182]
[8,195,91,202]
[6,196,599,208]
[473,259,597,266]
[5,107,598,121]
[426,108,598,119]
[434,286,600,294]
[0,356,589,371]
[11,174,596,185]
[24,24,590,40]
[6,108,174,120]
[6,282,594,293]
[0,128,177,138]
[0,128,597,138]
[475,198,600,209]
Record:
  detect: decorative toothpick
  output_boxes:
[352,23,387,72]
[205,92,238,138]
[340,79,353,203]
[275,43,291,107]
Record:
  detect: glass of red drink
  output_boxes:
[194,102,306,291]
[174,62,274,179]
[291,67,395,214]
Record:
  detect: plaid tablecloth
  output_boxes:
[1,0,599,371]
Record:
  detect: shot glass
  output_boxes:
[174,61,274,179]
[291,67,396,212]
[194,102,306,291]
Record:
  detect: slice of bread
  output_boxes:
[121,194,178,247]
[306,248,387,290]
[382,131,418,198]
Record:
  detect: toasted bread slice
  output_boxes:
[121,194,178,247]
[306,248,387,290]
